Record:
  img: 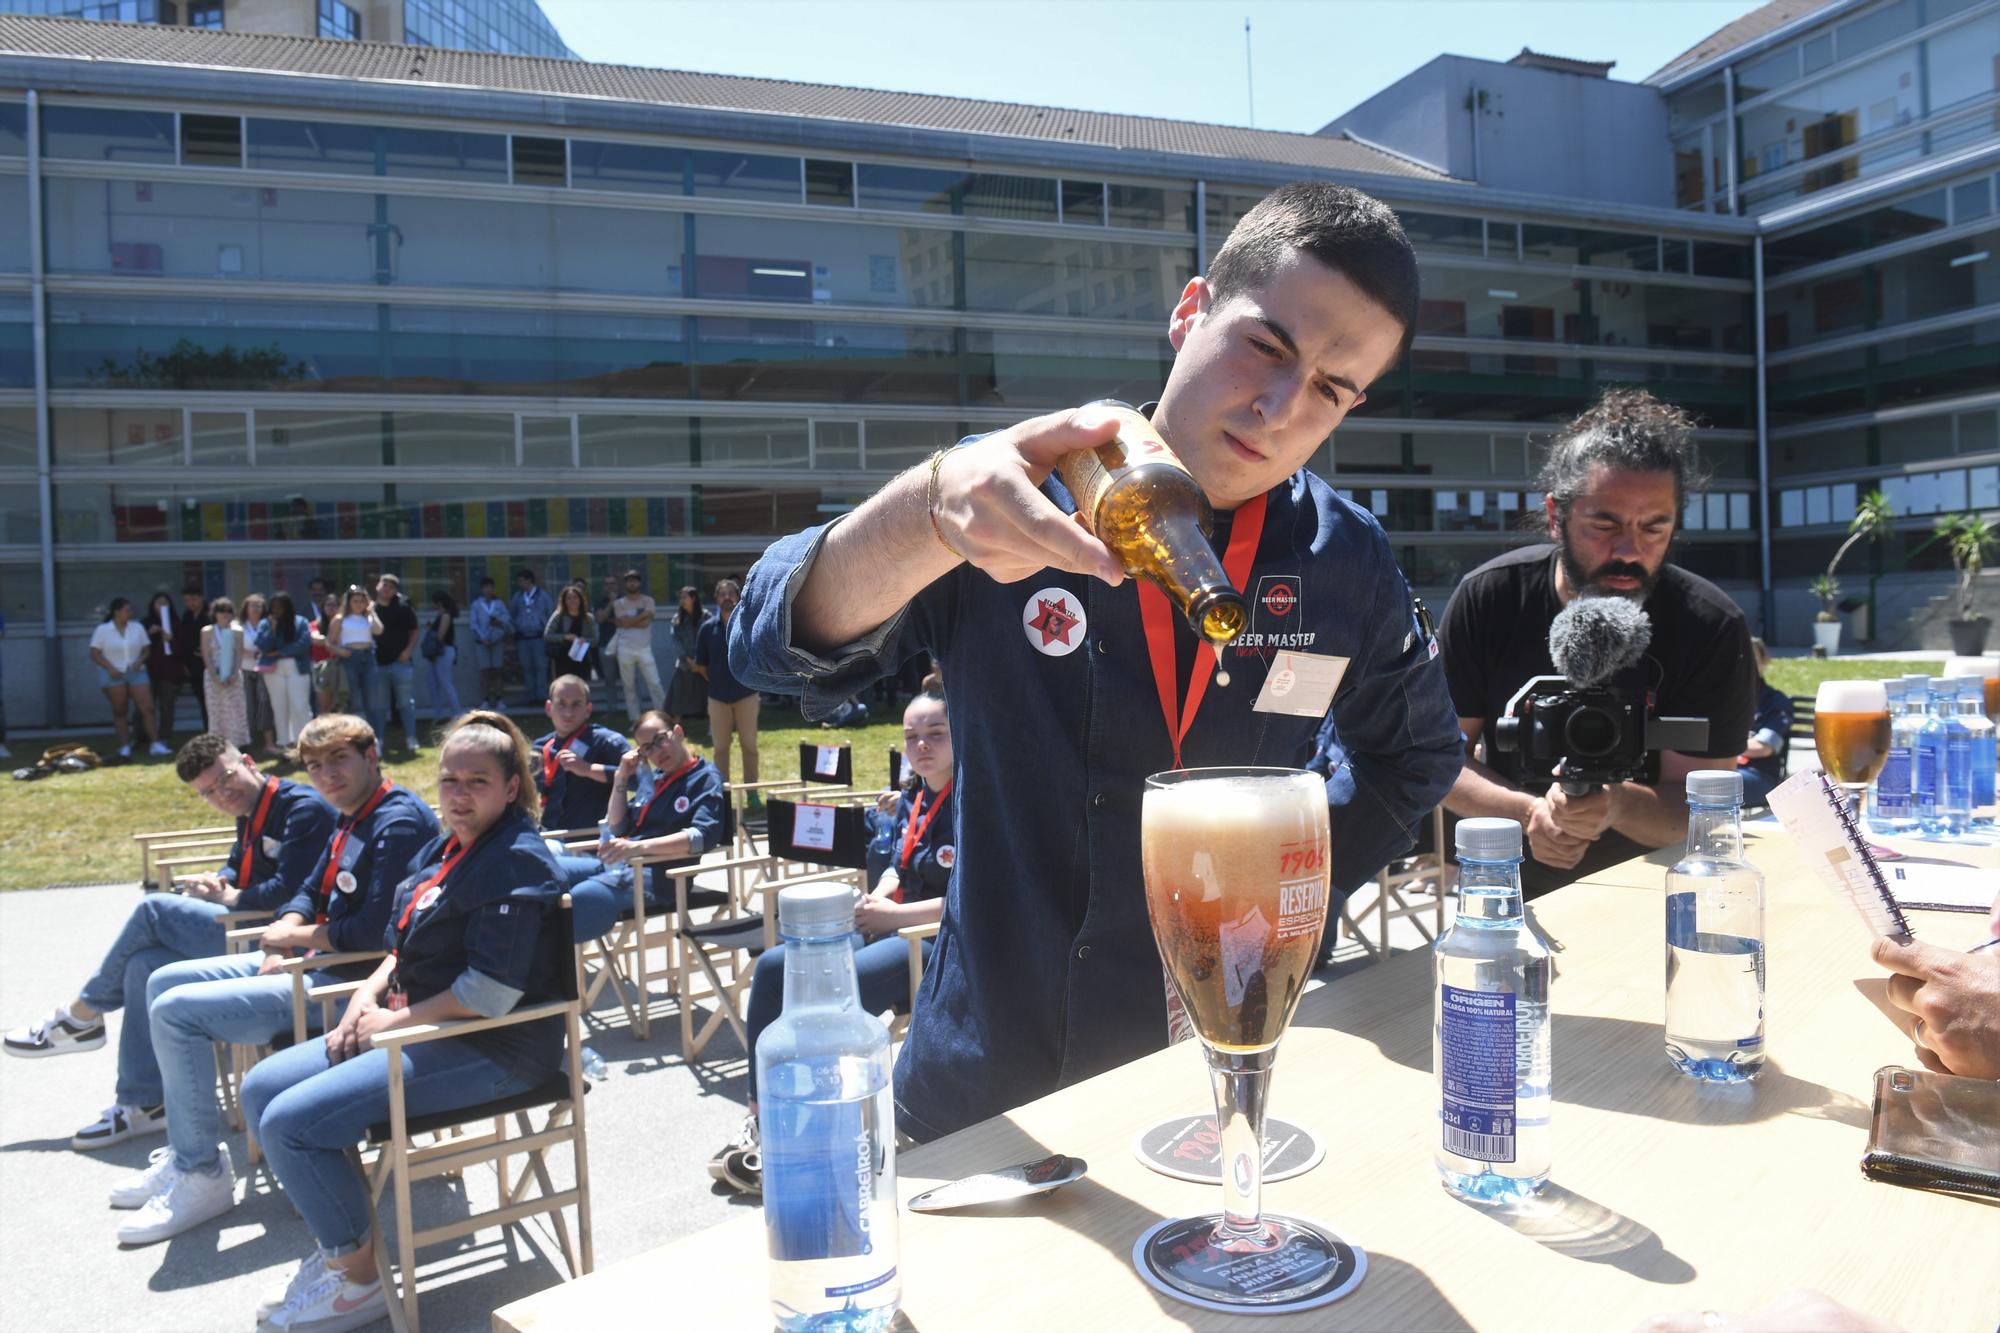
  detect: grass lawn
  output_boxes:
[0,700,905,890]
[1763,657,1944,700]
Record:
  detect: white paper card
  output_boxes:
[1252,651,1350,718]
[814,744,842,777]
[1884,863,2000,913]
[567,637,590,661]
[791,803,837,852]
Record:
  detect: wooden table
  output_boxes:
[495,826,2000,1332]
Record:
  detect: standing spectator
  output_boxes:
[594,574,621,685]
[174,585,212,735]
[142,592,187,745]
[308,593,346,718]
[664,585,707,727]
[198,598,251,747]
[306,577,330,618]
[372,574,421,753]
[510,568,554,708]
[545,585,599,690]
[696,578,759,795]
[257,593,314,747]
[610,569,665,723]
[91,598,162,758]
[237,594,279,759]
[469,576,511,712]
[424,589,463,724]
[326,586,382,742]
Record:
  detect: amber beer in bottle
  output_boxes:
[1056,400,1248,648]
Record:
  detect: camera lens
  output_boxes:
[1565,705,1618,758]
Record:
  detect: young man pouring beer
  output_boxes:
[732,182,1463,1141]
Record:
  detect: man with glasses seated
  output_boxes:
[2,733,334,1152]
[560,709,725,940]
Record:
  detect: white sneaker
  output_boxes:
[116,1144,235,1245]
[706,1111,760,1183]
[257,1251,329,1322]
[109,1145,178,1209]
[117,744,132,759]
[257,1255,386,1332]
[74,1101,166,1151]
[3,1005,107,1059]
[147,741,171,756]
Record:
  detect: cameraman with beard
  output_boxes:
[1438,389,1755,897]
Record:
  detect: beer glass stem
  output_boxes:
[1206,1045,1277,1248]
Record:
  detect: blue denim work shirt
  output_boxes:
[731,465,1463,1141]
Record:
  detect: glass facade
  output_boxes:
[402,0,572,57]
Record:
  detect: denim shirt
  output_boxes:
[215,778,337,912]
[731,466,1462,1140]
[469,595,510,647]
[510,586,554,640]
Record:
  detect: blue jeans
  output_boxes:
[340,653,382,743]
[424,645,462,724]
[241,1034,539,1256]
[744,933,931,1101]
[517,638,548,703]
[147,953,340,1175]
[557,855,634,940]
[473,640,507,673]
[77,893,229,1107]
[375,659,418,749]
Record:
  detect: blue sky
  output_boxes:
[539,0,1767,133]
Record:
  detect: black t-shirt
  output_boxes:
[1439,544,1755,896]
[375,596,420,665]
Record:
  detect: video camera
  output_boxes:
[1490,597,1709,796]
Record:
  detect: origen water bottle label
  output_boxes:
[1439,986,1517,1163]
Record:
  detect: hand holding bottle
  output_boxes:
[928,408,1128,586]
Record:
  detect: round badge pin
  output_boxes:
[1131,1213,1366,1314]
[414,886,443,914]
[335,870,358,894]
[1134,1112,1324,1184]
[936,845,956,869]
[674,795,690,814]
[1021,586,1087,657]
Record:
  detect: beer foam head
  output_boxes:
[1815,679,1887,712]
[1143,771,1326,884]
[1944,656,1999,680]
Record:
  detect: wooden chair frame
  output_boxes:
[1344,806,1455,962]
[134,826,233,889]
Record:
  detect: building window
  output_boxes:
[316,0,360,40]
[510,135,566,187]
[179,114,242,168]
[188,0,223,28]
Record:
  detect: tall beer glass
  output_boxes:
[1813,679,1891,817]
[1138,767,1337,1307]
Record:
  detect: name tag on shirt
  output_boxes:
[261,836,282,859]
[1252,651,1349,718]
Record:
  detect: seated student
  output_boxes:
[530,674,627,833]
[110,715,437,1246]
[2,733,334,1151]
[562,709,725,939]
[235,711,568,1333]
[1737,637,1794,808]
[709,688,955,1196]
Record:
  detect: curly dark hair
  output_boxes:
[173,732,237,783]
[1534,388,1708,530]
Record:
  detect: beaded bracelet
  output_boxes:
[925,448,964,560]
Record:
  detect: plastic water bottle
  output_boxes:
[758,883,899,1332]
[578,1045,607,1083]
[1918,681,1970,836]
[1433,817,1551,1205]
[1952,676,1997,828]
[1867,680,1917,833]
[1909,676,1942,832]
[1665,769,1766,1083]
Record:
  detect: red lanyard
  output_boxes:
[633,758,700,829]
[236,778,279,886]
[394,835,474,936]
[542,728,585,787]
[895,780,953,899]
[316,780,393,916]
[1137,491,1268,768]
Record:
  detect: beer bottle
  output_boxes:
[1055,400,1248,648]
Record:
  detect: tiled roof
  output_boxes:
[1648,0,1844,83]
[0,15,1450,181]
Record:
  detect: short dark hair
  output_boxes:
[480,576,496,589]
[1206,181,1421,361]
[174,732,235,783]
[181,582,205,599]
[1536,388,1706,529]
[514,568,536,583]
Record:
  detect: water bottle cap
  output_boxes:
[1685,769,1741,804]
[777,882,857,936]
[1455,817,1521,861]
[1957,676,1984,699]
[1902,674,1931,690]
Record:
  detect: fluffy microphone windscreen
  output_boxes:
[1548,596,1652,686]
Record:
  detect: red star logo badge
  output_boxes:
[1028,596,1080,648]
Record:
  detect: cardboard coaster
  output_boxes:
[1134,1113,1323,1183]
[1131,1214,1366,1315]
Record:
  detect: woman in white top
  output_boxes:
[88,597,162,758]
[319,585,384,743]
[199,597,252,747]
[237,592,279,758]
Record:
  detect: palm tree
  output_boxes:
[1936,513,1999,621]
[1818,490,1894,622]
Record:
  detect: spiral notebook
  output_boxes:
[1765,771,1915,940]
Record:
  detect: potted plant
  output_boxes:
[1815,490,1895,656]
[1936,512,1998,656]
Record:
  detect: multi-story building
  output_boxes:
[0,2,1988,731]
[0,0,574,55]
